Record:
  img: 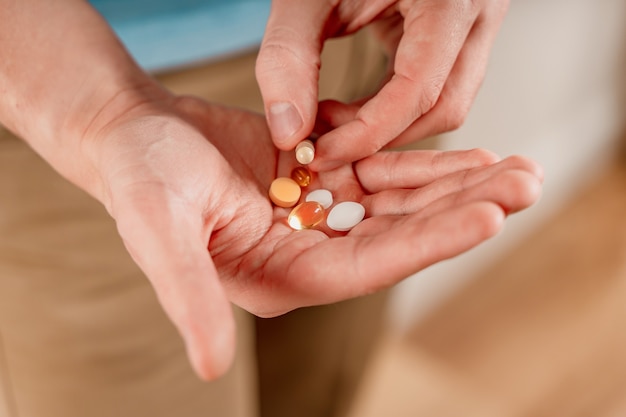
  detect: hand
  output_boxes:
[83,94,541,381]
[256,0,509,170]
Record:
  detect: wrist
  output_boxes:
[64,78,173,203]
[0,0,172,201]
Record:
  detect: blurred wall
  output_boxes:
[389,0,626,331]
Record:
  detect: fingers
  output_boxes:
[112,192,235,381]
[265,155,541,307]
[364,155,543,216]
[367,167,542,219]
[286,201,505,303]
[310,0,508,170]
[385,0,510,148]
[351,201,505,290]
[355,148,501,193]
[256,0,336,150]
[420,167,542,217]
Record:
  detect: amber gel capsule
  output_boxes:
[269,177,301,208]
[290,166,312,187]
[287,201,325,230]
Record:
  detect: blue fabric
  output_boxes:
[89,0,270,72]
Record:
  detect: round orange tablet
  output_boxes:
[269,177,301,208]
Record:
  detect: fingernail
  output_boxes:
[268,102,302,146]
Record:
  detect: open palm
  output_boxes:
[89,95,541,380]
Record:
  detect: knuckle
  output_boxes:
[352,117,388,156]
[442,105,467,131]
[255,42,293,76]
[259,27,319,67]
[435,92,473,133]
[364,137,385,156]
[414,77,444,118]
[256,29,321,85]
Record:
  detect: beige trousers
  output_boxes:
[0,34,388,417]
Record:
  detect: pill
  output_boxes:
[295,139,315,165]
[269,177,301,208]
[287,201,325,230]
[291,166,312,187]
[327,202,365,232]
[305,189,333,209]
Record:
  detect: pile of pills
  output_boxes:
[268,139,365,232]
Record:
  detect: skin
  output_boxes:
[256,0,510,170]
[0,0,541,380]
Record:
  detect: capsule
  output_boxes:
[295,139,315,165]
[290,166,312,187]
[287,201,325,230]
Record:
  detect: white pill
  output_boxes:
[305,189,333,209]
[295,139,315,165]
[327,201,365,232]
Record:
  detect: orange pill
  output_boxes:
[287,201,325,230]
[290,166,312,187]
[269,177,301,208]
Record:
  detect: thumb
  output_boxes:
[114,195,235,381]
[256,0,335,150]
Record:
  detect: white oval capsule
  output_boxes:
[295,139,315,165]
[327,201,365,232]
[305,189,333,209]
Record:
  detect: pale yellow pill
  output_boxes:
[269,177,301,208]
[295,139,315,165]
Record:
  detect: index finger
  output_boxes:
[310,0,480,171]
